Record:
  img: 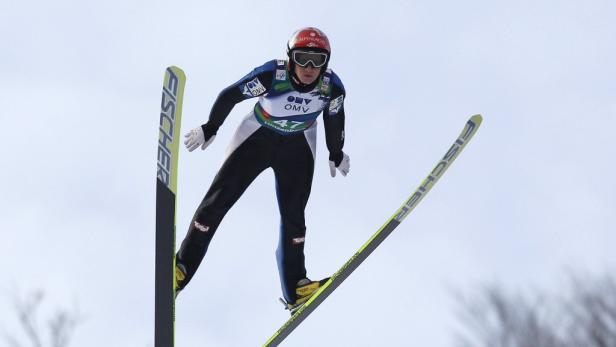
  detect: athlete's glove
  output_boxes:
[329,151,350,177]
[184,125,216,152]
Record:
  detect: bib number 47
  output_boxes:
[273,119,304,130]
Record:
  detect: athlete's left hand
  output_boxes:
[329,152,350,177]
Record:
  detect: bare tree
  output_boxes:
[455,273,616,347]
[565,274,616,347]
[3,289,82,347]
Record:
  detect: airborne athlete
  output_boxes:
[175,27,349,313]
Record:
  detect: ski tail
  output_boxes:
[155,66,186,347]
[263,114,482,346]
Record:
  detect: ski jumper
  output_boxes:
[176,59,346,303]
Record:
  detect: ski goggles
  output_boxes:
[291,50,329,68]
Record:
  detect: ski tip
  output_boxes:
[469,114,483,126]
[166,65,186,79]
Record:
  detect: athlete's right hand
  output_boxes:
[184,127,215,152]
[329,151,350,177]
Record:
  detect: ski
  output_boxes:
[263,114,483,346]
[155,66,186,347]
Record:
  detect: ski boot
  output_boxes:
[174,262,187,298]
[279,277,330,315]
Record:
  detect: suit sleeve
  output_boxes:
[201,60,276,138]
[322,76,346,164]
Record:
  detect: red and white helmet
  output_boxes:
[287,27,331,55]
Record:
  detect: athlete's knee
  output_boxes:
[280,215,306,231]
[185,218,217,245]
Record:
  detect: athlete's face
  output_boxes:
[294,64,321,85]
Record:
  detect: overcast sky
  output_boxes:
[1,0,615,346]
